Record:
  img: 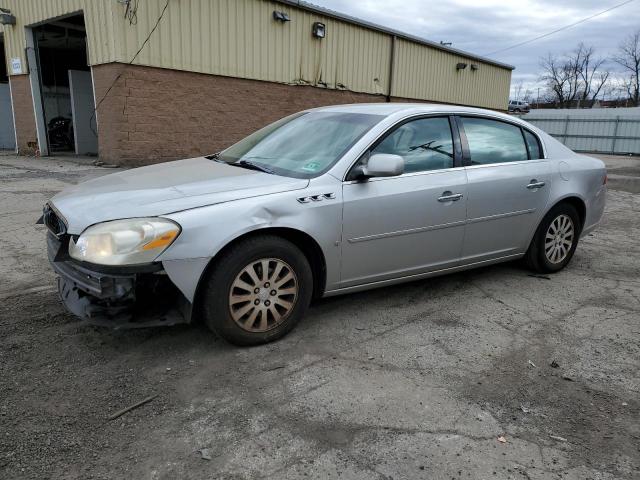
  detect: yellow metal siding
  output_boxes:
[1,0,511,109]
[392,38,511,110]
[109,0,392,95]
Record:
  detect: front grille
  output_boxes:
[43,204,67,237]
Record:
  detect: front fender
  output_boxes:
[157,180,342,302]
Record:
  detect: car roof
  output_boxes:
[310,102,516,121]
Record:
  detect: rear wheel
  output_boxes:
[525,203,581,273]
[201,235,313,346]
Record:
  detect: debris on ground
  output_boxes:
[527,274,551,280]
[108,394,158,421]
[528,360,537,368]
[550,360,560,368]
[550,435,568,442]
[263,365,286,371]
[562,376,575,382]
[199,449,212,460]
[520,404,531,414]
[497,436,507,443]
[92,160,118,168]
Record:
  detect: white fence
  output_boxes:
[523,108,640,155]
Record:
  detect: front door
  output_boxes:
[340,116,468,287]
[458,116,552,262]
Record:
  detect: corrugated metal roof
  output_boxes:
[276,0,515,70]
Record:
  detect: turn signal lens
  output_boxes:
[142,230,179,250]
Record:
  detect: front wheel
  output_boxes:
[201,235,313,346]
[525,203,581,273]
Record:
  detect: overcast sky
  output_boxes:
[312,0,640,98]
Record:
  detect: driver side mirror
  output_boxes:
[352,154,404,180]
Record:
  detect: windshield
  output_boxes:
[217,111,384,178]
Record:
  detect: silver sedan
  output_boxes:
[43,104,607,345]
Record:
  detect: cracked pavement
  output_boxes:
[0,152,639,479]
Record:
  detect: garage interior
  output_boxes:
[31,13,98,156]
[0,33,16,150]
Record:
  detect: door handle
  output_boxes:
[438,191,463,202]
[527,180,545,189]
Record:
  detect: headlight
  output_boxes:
[69,218,181,266]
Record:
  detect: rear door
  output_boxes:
[457,116,551,263]
[340,115,468,287]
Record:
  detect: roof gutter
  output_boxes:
[274,0,515,71]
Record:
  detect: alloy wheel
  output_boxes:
[228,258,298,332]
[544,214,574,264]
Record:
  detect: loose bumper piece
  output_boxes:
[47,232,191,329]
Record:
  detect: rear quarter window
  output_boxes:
[523,130,543,159]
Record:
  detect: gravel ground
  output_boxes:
[0,151,639,479]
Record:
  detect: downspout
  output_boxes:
[386,35,396,102]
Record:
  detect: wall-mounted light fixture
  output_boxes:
[273,11,290,22]
[0,7,16,25]
[470,64,478,71]
[456,63,468,70]
[312,22,326,38]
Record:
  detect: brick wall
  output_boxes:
[91,63,386,166]
[8,75,38,155]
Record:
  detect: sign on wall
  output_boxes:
[10,58,22,74]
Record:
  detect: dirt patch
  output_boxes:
[462,346,640,478]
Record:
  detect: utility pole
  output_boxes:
[537,87,540,108]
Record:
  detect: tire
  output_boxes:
[525,203,581,273]
[201,235,313,346]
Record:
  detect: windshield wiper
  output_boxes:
[234,160,275,175]
[409,141,454,158]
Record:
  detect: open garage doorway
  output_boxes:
[0,33,16,151]
[30,13,98,156]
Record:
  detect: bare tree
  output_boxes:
[540,53,574,107]
[539,44,610,108]
[575,44,610,107]
[512,80,524,101]
[613,30,640,107]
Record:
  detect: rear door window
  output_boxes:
[460,117,529,165]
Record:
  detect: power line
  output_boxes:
[90,0,171,135]
[483,0,637,57]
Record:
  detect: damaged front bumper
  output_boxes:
[47,232,192,328]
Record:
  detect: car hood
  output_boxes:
[50,157,309,233]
